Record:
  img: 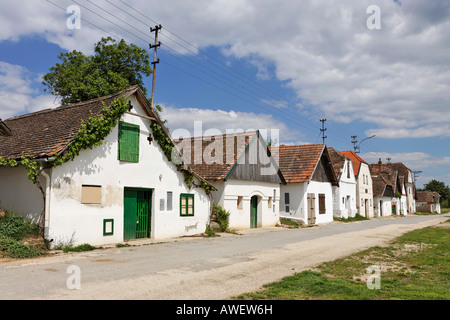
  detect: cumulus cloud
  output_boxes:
[160,104,306,145]
[1,0,449,139]
[362,151,450,170]
[0,62,59,119]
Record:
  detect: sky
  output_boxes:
[0,0,449,188]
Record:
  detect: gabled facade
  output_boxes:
[176,131,285,230]
[340,151,374,218]
[389,162,416,214]
[369,160,404,216]
[328,148,357,219]
[0,86,212,247]
[271,144,338,225]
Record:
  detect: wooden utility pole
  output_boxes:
[150,24,162,110]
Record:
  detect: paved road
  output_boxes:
[0,214,448,300]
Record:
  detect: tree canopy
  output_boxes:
[42,37,152,105]
[423,179,450,202]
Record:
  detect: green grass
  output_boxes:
[237,221,450,300]
[334,214,368,223]
[63,243,100,253]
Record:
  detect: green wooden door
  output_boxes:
[250,196,258,229]
[124,188,152,240]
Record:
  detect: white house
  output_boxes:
[271,144,338,225]
[0,86,212,247]
[370,160,404,216]
[328,148,357,219]
[340,151,374,218]
[389,162,416,214]
[416,191,441,214]
[175,131,285,230]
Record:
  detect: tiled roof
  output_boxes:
[174,131,257,181]
[416,191,440,203]
[0,119,12,136]
[328,147,350,182]
[339,150,367,176]
[0,85,138,161]
[270,144,325,183]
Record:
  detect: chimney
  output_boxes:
[378,158,382,164]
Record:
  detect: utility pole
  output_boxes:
[351,135,358,153]
[320,119,327,144]
[412,170,422,184]
[150,24,162,110]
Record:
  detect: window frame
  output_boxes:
[180,193,195,217]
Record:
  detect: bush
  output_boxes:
[0,212,39,241]
[0,234,43,259]
[213,204,230,232]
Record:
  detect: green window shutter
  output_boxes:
[180,194,194,216]
[118,121,140,163]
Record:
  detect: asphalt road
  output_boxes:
[0,214,448,300]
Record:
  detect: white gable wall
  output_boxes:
[215,179,280,230]
[43,95,209,247]
[332,159,357,219]
[356,163,374,218]
[280,181,333,225]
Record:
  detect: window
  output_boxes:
[237,196,243,209]
[180,194,194,216]
[167,192,173,211]
[81,185,101,204]
[318,193,326,214]
[268,197,273,208]
[273,189,276,212]
[285,192,290,213]
[118,121,140,163]
[347,162,350,179]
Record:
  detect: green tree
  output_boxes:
[424,179,450,202]
[42,37,152,105]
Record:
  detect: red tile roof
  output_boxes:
[416,191,440,203]
[270,144,327,183]
[339,150,367,176]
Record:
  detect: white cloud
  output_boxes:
[1,0,449,139]
[0,62,59,119]
[362,151,450,170]
[160,104,307,145]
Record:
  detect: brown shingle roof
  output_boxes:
[0,85,138,160]
[270,144,326,183]
[174,131,257,181]
[416,191,440,203]
[328,147,350,182]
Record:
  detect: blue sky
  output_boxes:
[0,0,449,188]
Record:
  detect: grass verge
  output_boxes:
[236,219,450,300]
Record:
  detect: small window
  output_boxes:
[347,162,350,179]
[103,219,114,236]
[318,193,326,214]
[237,196,243,209]
[268,196,273,208]
[285,193,290,213]
[81,185,101,204]
[167,191,173,211]
[118,121,140,163]
[180,194,194,216]
[342,197,345,204]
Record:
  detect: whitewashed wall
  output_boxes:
[0,166,44,222]
[280,181,333,225]
[42,95,210,247]
[214,179,280,230]
[357,163,374,218]
[332,159,357,219]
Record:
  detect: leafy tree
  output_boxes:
[424,179,450,202]
[42,37,152,105]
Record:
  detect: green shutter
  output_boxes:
[119,121,140,162]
